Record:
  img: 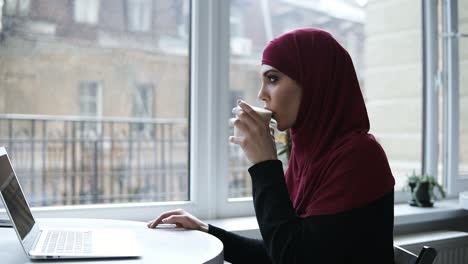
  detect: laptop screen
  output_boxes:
[0,152,35,240]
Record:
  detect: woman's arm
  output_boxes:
[249,160,394,264]
[249,160,315,263]
[147,209,271,263]
[208,225,271,264]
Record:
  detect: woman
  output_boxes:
[148,28,395,263]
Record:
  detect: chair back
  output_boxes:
[394,245,437,264]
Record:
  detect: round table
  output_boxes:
[0,218,224,264]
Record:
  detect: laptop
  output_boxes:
[0,147,141,259]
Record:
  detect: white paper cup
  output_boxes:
[233,105,273,137]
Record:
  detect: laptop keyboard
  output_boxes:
[41,230,93,255]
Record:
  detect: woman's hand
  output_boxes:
[230,100,278,164]
[147,209,209,232]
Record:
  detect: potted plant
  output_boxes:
[407,171,446,207]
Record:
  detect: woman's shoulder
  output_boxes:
[322,132,392,175]
[331,132,385,157]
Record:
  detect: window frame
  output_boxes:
[440,0,468,195]
[19,0,241,222]
[190,0,255,218]
[2,0,466,223]
[421,0,467,199]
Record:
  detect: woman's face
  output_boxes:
[258,65,302,131]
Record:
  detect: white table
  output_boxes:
[0,218,224,263]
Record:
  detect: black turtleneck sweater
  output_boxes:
[208,160,394,264]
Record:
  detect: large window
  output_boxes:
[227,0,421,199]
[0,0,466,221]
[0,0,190,210]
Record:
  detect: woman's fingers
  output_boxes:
[228,118,237,127]
[161,215,189,226]
[237,100,264,124]
[232,106,257,130]
[229,117,249,136]
[232,109,268,139]
[229,100,278,164]
[229,136,244,146]
[147,209,184,228]
[148,209,208,232]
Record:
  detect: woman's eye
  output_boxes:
[268,75,278,83]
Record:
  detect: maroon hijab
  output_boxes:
[262,28,395,217]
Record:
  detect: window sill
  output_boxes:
[394,199,468,225]
[206,199,468,238]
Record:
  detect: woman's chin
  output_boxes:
[276,121,293,132]
[276,123,286,132]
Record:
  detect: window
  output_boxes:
[4,0,30,16]
[4,0,29,16]
[127,0,152,32]
[418,0,468,196]
[0,0,466,222]
[79,81,102,134]
[74,0,100,25]
[226,0,421,200]
[79,81,101,117]
[0,0,190,216]
[132,83,154,134]
[441,0,468,194]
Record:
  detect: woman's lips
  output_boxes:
[271,112,277,121]
[264,107,276,120]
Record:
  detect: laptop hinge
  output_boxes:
[30,229,43,254]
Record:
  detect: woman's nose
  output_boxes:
[257,85,267,101]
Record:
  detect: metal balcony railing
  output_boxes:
[0,114,264,207]
[0,114,190,206]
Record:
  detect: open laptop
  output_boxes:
[0,147,141,259]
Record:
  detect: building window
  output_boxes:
[132,83,154,134]
[79,81,102,134]
[127,0,152,32]
[74,0,100,25]
[79,81,101,117]
[4,0,30,16]
[230,6,243,39]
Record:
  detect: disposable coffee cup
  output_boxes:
[233,105,273,137]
